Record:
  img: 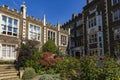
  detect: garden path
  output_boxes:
[31,75,41,80]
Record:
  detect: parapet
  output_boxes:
[0,5,20,15]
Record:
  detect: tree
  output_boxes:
[43,39,58,53]
[17,40,41,68]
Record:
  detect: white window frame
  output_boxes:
[1,44,17,60]
[47,29,57,43]
[28,23,41,41]
[0,13,19,38]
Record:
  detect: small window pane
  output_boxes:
[2,44,6,57]
[37,27,40,33]
[30,25,33,31]
[8,26,12,32]
[94,18,96,26]
[8,18,12,26]
[13,28,17,33]
[2,25,6,31]
[14,19,18,27]
[34,26,37,31]
[119,10,120,19]
[2,16,7,24]
[38,34,40,40]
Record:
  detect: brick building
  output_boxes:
[62,14,84,57]
[0,3,69,60]
[62,0,120,58]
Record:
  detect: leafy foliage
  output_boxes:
[23,67,36,80]
[42,39,58,53]
[79,55,120,80]
[39,74,60,80]
[39,52,63,67]
[17,40,41,73]
[18,40,39,67]
[17,39,120,80]
[56,57,80,80]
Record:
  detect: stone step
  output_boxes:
[0,75,19,80]
[0,68,17,72]
[0,68,17,71]
[0,72,18,77]
[0,64,17,71]
[2,78,21,80]
[0,64,20,80]
[0,64,14,66]
[0,70,17,74]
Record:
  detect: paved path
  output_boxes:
[31,75,41,80]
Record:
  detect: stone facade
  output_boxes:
[0,3,69,60]
[62,0,120,58]
[62,14,84,57]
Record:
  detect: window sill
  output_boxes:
[0,34,19,38]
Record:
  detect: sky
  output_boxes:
[0,0,86,25]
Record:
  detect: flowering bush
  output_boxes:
[39,52,63,67]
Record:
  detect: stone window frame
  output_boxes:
[88,17,97,28]
[0,14,19,38]
[60,33,68,46]
[111,0,120,6]
[61,35,67,45]
[112,9,120,22]
[88,31,97,44]
[47,29,56,43]
[1,44,17,60]
[76,19,83,27]
[114,28,120,40]
[89,34,95,44]
[28,23,41,41]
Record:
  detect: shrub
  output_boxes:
[56,57,80,80]
[22,68,36,80]
[79,55,120,80]
[42,39,58,53]
[17,40,42,73]
[39,74,60,80]
[18,40,40,68]
[39,52,63,67]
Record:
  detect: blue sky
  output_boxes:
[0,0,86,25]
